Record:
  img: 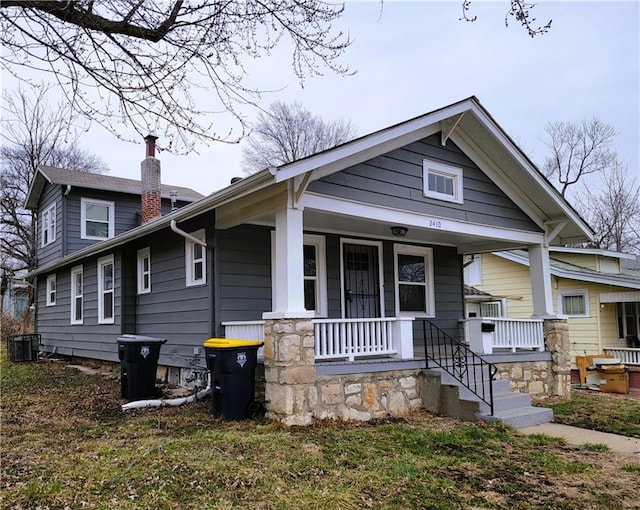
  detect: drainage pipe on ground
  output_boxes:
[121,387,211,411]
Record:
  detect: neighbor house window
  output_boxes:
[394,244,435,316]
[46,274,56,306]
[423,159,464,204]
[42,203,56,247]
[98,255,115,324]
[617,302,639,340]
[70,265,83,324]
[137,247,151,294]
[81,198,115,240]
[558,290,589,317]
[481,300,506,317]
[185,229,206,286]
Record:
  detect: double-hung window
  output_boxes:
[70,265,83,324]
[98,255,115,324]
[394,245,435,316]
[558,290,589,317]
[186,229,206,286]
[42,203,56,247]
[423,159,464,204]
[46,274,56,306]
[137,247,151,294]
[303,235,327,316]
[81,198,115,240]
[617,302,639,340]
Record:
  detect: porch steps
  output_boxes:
[420,369,553,429]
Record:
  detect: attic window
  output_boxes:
[42,203,56,247]
[423,159,463,204]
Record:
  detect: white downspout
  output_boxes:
[170,219,207,247]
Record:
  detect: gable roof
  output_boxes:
[27,96,595,277]
[494,249,640,290]
[24,165,204,210]
[271,96,593,246]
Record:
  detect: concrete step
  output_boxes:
[479,406,554,429]
[421,368,553,429]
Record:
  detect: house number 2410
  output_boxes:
[428,219,443,229]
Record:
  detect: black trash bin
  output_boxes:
[203,338,263,420]
[117,335,167,401]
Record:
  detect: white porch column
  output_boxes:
[528,244,555,317]
[263,206,313,319]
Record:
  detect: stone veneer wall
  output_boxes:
[315,370,423,421]
[493,360,553,396]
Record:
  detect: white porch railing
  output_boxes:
[465,317,545,354]
[222,317,415,362]
[603,348,640,366]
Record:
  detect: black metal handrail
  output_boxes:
[417,320,497,416]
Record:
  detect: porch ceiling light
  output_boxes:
[390,226,408,237]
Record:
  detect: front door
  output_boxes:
[342,241,382,318]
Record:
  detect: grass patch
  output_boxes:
[537,390,640,437]
[582,443,610,452]
[2,358,639,509]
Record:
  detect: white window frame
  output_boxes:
[46,274,56,306]
[70,265,83,324]
[270,233,328,317]
[616,302,639,340]
[481,299,507,318]
[423,159,464,204]
[42,203,56,247]
[393,244,435,317]
[558,289,590,317]
[81,198,115,240]
[185,229,206,287]
[98,255,115,324]
[137,247,151,295]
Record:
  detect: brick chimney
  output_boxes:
[141,135,161,223]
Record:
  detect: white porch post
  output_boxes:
[264,205,313,319]
[528,244,555,318]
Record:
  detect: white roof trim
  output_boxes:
[600,291,640,303]
[549,246,637,260]
[495,251,640,290]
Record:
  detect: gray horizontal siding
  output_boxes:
[308,134,541,232]
[36,183,63,267]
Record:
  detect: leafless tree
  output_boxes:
[0,1,352,154]
[1,87,108,277]
[461,0,552,37]
[573,162,640,253]
[241,101,357,173]
[542,117,617,197]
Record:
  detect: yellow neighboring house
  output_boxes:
[464,247,640,359]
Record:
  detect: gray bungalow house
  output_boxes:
[26,97,593,426]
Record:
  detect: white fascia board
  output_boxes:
[494,251,640,290]
[549,246,637,260]
[24,169,53,210]
[274,101,474,184]
[460,106,594,241]
[301,193,545,245]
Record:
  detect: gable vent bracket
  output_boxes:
[544,220,568,246]
[440,113,465,146]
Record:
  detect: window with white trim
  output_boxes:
[423,159,464,204]
[185,229,206,286]
[617,302,639,340]
[42,203,56,246]
[394,244,435,316]
[70,265,83,324]
[46,274,56,306]
[137,247,151,294]
[81,198,115,240]
[98,255,115,324]
[481,299,506,317]
[558,290,590,317]
[269,233,328,316]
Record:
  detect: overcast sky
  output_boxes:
[4,1,640,196]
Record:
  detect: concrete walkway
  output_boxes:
[519,423,640,455]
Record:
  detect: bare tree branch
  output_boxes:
[460,0,552,37]
[241,101,357,173]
